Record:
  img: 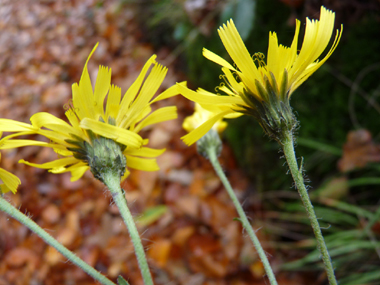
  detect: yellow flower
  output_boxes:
[183,102,229,158]
[0,44,181,182]
[178,6,343,145]
[0,152,20,194]
[183,102,227,134]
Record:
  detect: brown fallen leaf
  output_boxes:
[4,247,39,269]
[171,226,195,246]
[44,210,80,265]
[185,232,231,278]
[147,238,172,268]
[41,204,61,225]
[338,129,380,172]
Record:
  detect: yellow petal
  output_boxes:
[217,20,260,92]
[150,82,184,104]
[307,7,336,62]
[125,147,165,158]
[54,148,74,156]
[65,110,80,130]
[80,118,143,149]
[0,168,20,194]
[106,84,121,120]
[286,19,301,70]
[197,88,244,110]
[266,32,282,82]
[135,63,167,107]
[177,83,242,105]
[31,112,83,138]
[0,139,51,149]
[290,7,336,82]
[71,44,98,120]
[124,63,167,128]
[94,65,111,115]
[50,162,89,182]
[186,95,242,115]
[125,155,160,171]
[224,112,243,119]
[183,103,228,134]
[134,106,177,133]
[121,168,130,182]
[133,105,152,128]
[196,88,217,96]
[0,131,37,141]
[71,83,85,118]
[290,26,342,93]
[68,165,89,182]
[0,119,36,132]
[202,104,243,118]
[19,157,79,170]
[202,48,236,71]
[181,109,233,145]
[220,67,245,95]
[37,129,78,147]
[117,55,157,123]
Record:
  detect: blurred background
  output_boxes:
[1,0,380,284]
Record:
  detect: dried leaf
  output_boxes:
[147,239,172,268]
[338,129,380,172]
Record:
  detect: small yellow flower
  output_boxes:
[0,152,20,194]
[183,102,229,158]
[183,102,227,134]
[0,44,181,182]
[178,6,343,145]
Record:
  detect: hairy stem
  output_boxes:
[0,196,116,285]
[282,131,337,285]
[103,172,153,285]
[205,145,278,285]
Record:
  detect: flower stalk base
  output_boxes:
[281,131,337,285]
[103,171,154,285]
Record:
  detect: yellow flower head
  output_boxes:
[0,44,181,182]
[178,6,342,145]
[183,101,228,158]
[0,152,20,194]
[183,102,227,135]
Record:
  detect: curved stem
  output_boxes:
[0,196,116,285]
[282,131,337,285]
[103,172,153,285]
[205,146,278,285]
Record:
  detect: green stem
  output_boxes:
[205,145,278,285]
[0,196,116,285]
[103,172,153,285]
[282,131,338,285]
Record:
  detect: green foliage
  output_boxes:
[220,0,256,41]
[117,276,130,285]
[270,173,380,284]
[135,205,168,227]
[339,270,380,285]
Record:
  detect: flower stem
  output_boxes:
[281,131,337,285]
[103,172,153,285]
[0,196,116,285]
[205,145,278,285]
